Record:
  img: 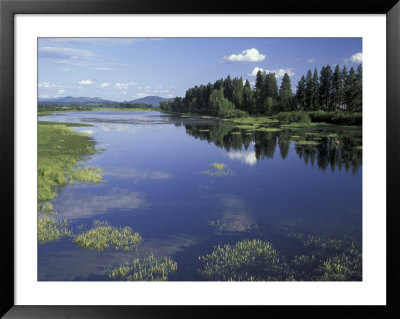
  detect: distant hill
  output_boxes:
[125,96,173,107]
[38,95,174,107]
[38,96,118,104]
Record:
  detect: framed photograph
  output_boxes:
[1,0,399,318]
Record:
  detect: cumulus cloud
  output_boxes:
[57,89,65,95]
[350,52,362,63]
[100,82,110,89]
[248,67,295,78]
[223,48,266,63]
[78,79,95,85]
[114,82,130,90]
[307,58,315,63]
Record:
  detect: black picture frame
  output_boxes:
[1,0,399,318]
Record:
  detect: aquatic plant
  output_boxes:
[198,239,290,281]
[287,232,362,281]
[256,127,281,132]
[200,162,232,177]
[105,254,178,281]
[295,140,320,146]
[73,220,143,251]
[38,216,72,244]
[319,251,362,281]
[209,219,259,232]
[210,163,226,170]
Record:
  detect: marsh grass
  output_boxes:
[73,220,143,251]
[201,163,232,177]
[38,121,102,201]
[38,215,72,244]
[198,239,290,281]
[105,254,177,281]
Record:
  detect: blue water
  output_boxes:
[38,111,362,281]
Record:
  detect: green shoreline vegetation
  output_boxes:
[38,120,103,243]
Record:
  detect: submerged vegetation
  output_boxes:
[73,220,143,251]
[105,254,178,281]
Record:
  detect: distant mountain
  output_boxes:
[38,96,118,104]
[38,95,174,107]
[125,96,173,107]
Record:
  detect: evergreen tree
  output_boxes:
[296,75,306,109]
[312,68,320,110]
[354,64,362,111]
[304,69,313,110]
[319,65,333,110]
[255,70,266,114]
[242,80,255,114]
[333,65,343,108]
[344,67,356,111]
[279,73,294,112]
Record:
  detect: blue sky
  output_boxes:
[38,38,362,102]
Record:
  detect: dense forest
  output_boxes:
[160,64,362,119]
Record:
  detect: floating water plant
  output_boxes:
[38,216,72,244]
[73,220,143,251]
[319,252,362,281]
[105,254,177,281]
[209,219,258,232]
[211,163,225,170]
[295,140,320,146]
[256,127,281,132]
[198,239,289,281]
[200,162,232,177]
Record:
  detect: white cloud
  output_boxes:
[91,67,114,71]
[78,79,95,85]
[350,52,362,63]
[38,94,50,98]
[248,67,295,78]
[39,47,97,60]
[100,82,110,89]
[307,59,315,63]
[130,82,137,86]
[114,82,130,90]
[57,89,65,95]
[38,82,56,88]
[223,48,266,63]
[226,150,257,166]
[248,67,264,76]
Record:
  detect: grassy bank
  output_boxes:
[38,121,102,202]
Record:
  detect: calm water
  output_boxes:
[38,111,362,281]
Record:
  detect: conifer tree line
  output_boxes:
[160,64,362,117]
